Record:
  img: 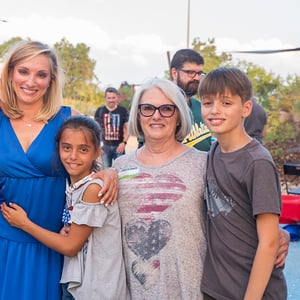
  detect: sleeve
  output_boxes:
[124,107,129,123]
[70,179,108,227]
[246,159,281,216]
[94,107,102,124]
[71,202,108,228]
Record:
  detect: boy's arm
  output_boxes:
[1,202,93,257]
[243,213,280,300]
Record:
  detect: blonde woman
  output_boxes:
[0,40,117,300]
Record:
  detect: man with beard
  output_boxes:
[170,48,212,151]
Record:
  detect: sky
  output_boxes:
[1,0,300,89]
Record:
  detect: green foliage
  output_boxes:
[54,38,99,102]
[0,37,23,57]
[236,61,283,108]
[63,97,102,117]
[185,38,299,163]
[1,36,299,160]
[118,81,135,110]
[192,37,233,72]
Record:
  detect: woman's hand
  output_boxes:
[275,228,290,268]
[0,202,29,229]
[93,168,118,206]
[60,225,70,236]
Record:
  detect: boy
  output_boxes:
[199,67,287,300]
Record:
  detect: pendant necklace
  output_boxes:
[22,120,33,127]
[20,118,47,128]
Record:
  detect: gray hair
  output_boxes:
[128,77,193,141]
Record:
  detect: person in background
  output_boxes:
[244,97,267,143]
[94,87,129,168]
[199,67,287,300]
[170,48,212,151]
[114,77,207,299]
[0,40,117,300]
[1,115,128,300]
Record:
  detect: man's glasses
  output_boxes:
[179,69,206,78]
[138,104,177,118]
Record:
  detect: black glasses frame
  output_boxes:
[179,69,206,78]
[138,104,177,118]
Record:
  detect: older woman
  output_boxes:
[114,78,207,299]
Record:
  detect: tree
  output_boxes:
[118,81,136,110]
[181,38,300,175]
[192,37,232,72]
[0,37,23,57]
[236,60,282,108]
[54,38,98,101]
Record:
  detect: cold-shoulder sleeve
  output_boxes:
[71,201,108,227]
[69,179,109,227]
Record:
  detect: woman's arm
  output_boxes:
[93,168,118,205]
[243,213,280,300]
[1,202,92,256]
[275,228,290,267]
[0,183,104,256]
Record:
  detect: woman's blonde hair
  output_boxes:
[0,40,64,121]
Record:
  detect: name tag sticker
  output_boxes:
[119,167,139,179]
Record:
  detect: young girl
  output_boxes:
[1,115,128,300]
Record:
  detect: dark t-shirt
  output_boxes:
[94,105,129,146]
[202,140,287,300]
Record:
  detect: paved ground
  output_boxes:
[283,237,300,299]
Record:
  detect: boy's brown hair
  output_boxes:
[198,67,253,103]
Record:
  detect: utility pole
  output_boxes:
[187,0,190,48]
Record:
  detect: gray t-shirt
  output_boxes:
[201,140,287,300]
[60,178,128,300]
[114,147,207,300]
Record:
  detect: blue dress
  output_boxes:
[0,107,71,300]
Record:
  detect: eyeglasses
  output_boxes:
[179,69,206,78]
[138,104,177,118]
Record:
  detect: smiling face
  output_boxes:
[139,87,178,143]
[201,89,252,138]
[105,91,119,110]
[11,54,52,109]
[58,128,100,184]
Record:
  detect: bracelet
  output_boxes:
[123,141,127,145]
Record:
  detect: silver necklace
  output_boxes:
[64,172,95,214]
[20,118,47,128]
